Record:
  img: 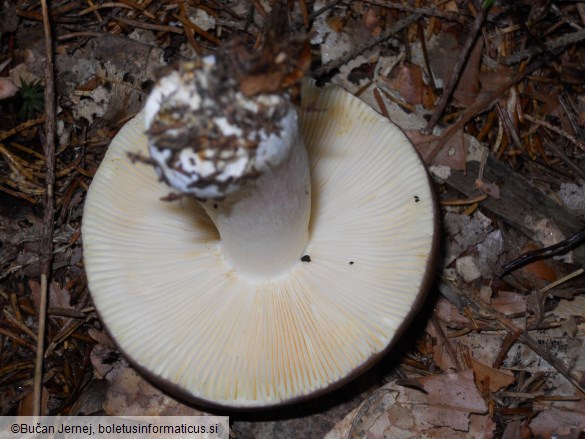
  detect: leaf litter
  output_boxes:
[1,0,585,437]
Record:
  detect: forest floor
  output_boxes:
[1,1,585,437]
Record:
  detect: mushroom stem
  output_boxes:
[144,55,311,279]
[202,117,310,278]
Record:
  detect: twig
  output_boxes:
[499,230,585,277]
[314,13,420,78]
[422,55,554,164]
[545,142,585,183]
[44,317,89,358]
[0,244,75,282]
[558,93,583,139]
[493,330,522,369]
[538,268,584,295]
[35,0,56,418]
[0,327,37,352]
[431,315,464,372]
[525,113,585,153]
[57,31,103,41]
[79,2,140,17]
[0,184,38,204]
[417,21,436,91]
[373,87,390,119]
[424,3,489,134]
[305,0,343,23]
[0,117,45,142]
[208,0,241,20]
[115,16,183,34]
[363,0,472,23]
[440,194,488,206]
[3,310,38,341]
[463,288,585,395]
[495,103,522,150]
[502,29,585,65]
[173,12,222,46]
[298,0,309,29]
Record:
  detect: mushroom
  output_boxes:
[82,51,437,409]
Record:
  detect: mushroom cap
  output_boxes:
[82,80,438,409]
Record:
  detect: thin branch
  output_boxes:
[422,55,554,164]
[305,0,342,23]
[34,0,56,418]
[314,13,420,78]
[525,113,585,153]
[363,0,473,23]
[115,16,183,34]
[424,3,489,134]
[499,231,585,278]
[502,29,585,65]
[463,288,585,395]
[545,141,585,182]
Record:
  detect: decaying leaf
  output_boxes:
[325,370,494,438]
[519,243,558,282]
[378,60,436,110]
[554,296,585,321]
[529,400,585,438]
[475,178,501,199]
[470,357,515,393]
[18,386,48,416]
[103,367,208,416]
[453,38,483,107]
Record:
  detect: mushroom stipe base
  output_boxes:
[82,80,438,409]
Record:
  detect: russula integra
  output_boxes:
[82,50,437,408]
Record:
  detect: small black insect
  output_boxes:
[301,255,311,262]
[414,195,420,202]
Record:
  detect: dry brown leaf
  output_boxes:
[519,243,558,283]
[326,16,345,33]
[379,61,436,109]
[435,129,467,171]
[103,367,208,416]
[88,328,115,348]
[69,379,109,415]
[491,291,527,316]
[90,343,125,380]
[529,400,585,438]
[18,386,48,416]
[325,370,493,438]
[29,279,72,312]
[433,295,468,326]
[453,38,483,107]
[554,295,585,320]
[470,357,515,393]
[406,129,439,160]
[443,210,493,267]
[88,342,210,416]
[410,128,467,171]
[501,419,532,439]
[362,7,382,36]
[423,29,461,87]
[425,316,461,372]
